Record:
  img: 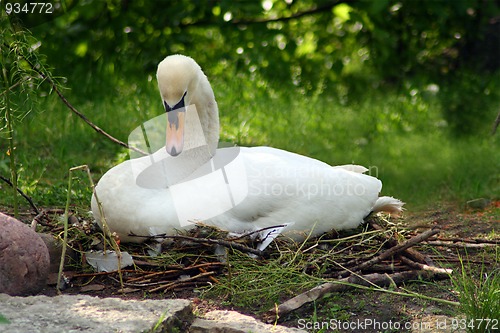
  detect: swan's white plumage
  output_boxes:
[91,54,403,244]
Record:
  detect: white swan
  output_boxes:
[91,54,403,245]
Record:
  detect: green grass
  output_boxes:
[0,69,499,211]
[198,219,460,314]
[451,251,500,333]
[201,248,326,312]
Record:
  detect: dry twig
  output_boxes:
[336,228,440,277]
[424,240,498,249]
[429,236,500,245]
[369,219,434,265]
[0,174,39,214]
[132,233,265,257]
[265,270,452,320]
[398,255,452,274]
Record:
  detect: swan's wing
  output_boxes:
[206,146,382,240]
[333,164,369,174]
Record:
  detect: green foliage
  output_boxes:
[439,70,500,136]
[451,252,500,333]
[355,0,500,76]
[24,0,499,136]
[0,11,60,214]
[27,1,495,78]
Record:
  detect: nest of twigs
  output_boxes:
[30,209,478,320]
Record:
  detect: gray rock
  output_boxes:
[0,294,193,333]
[0,294,307,333]
[190,310,307,333]
[0,212,50,296]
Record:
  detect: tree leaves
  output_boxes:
[27,0,499,86]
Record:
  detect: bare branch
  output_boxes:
[336,228,440,277]
[0,174,39,214]
[492,109,500,135]
[43,76,147,156]
[180,0,355,27]
[265,270,452,320]
[232,1,352,25]
[4,42,148,156]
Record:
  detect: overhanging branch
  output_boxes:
[181,0,355,27]
[4,42,147,156]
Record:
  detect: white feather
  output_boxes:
[372,196,405,215]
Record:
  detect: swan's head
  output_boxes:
[157,54,218,157]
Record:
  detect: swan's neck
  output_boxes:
[188,72,219,157]
[136,146,214,189]
[167,146,214,185]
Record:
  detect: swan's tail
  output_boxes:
[372,196,405,215]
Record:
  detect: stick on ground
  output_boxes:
[368,219,434,265]
[336,228,440,277]
[398,255,452,274]
[265,270,451,321]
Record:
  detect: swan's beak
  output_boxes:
[165,102,186,156]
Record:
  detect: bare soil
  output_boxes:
[275,202,499,332]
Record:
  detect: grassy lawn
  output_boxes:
[2,68,499,211]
